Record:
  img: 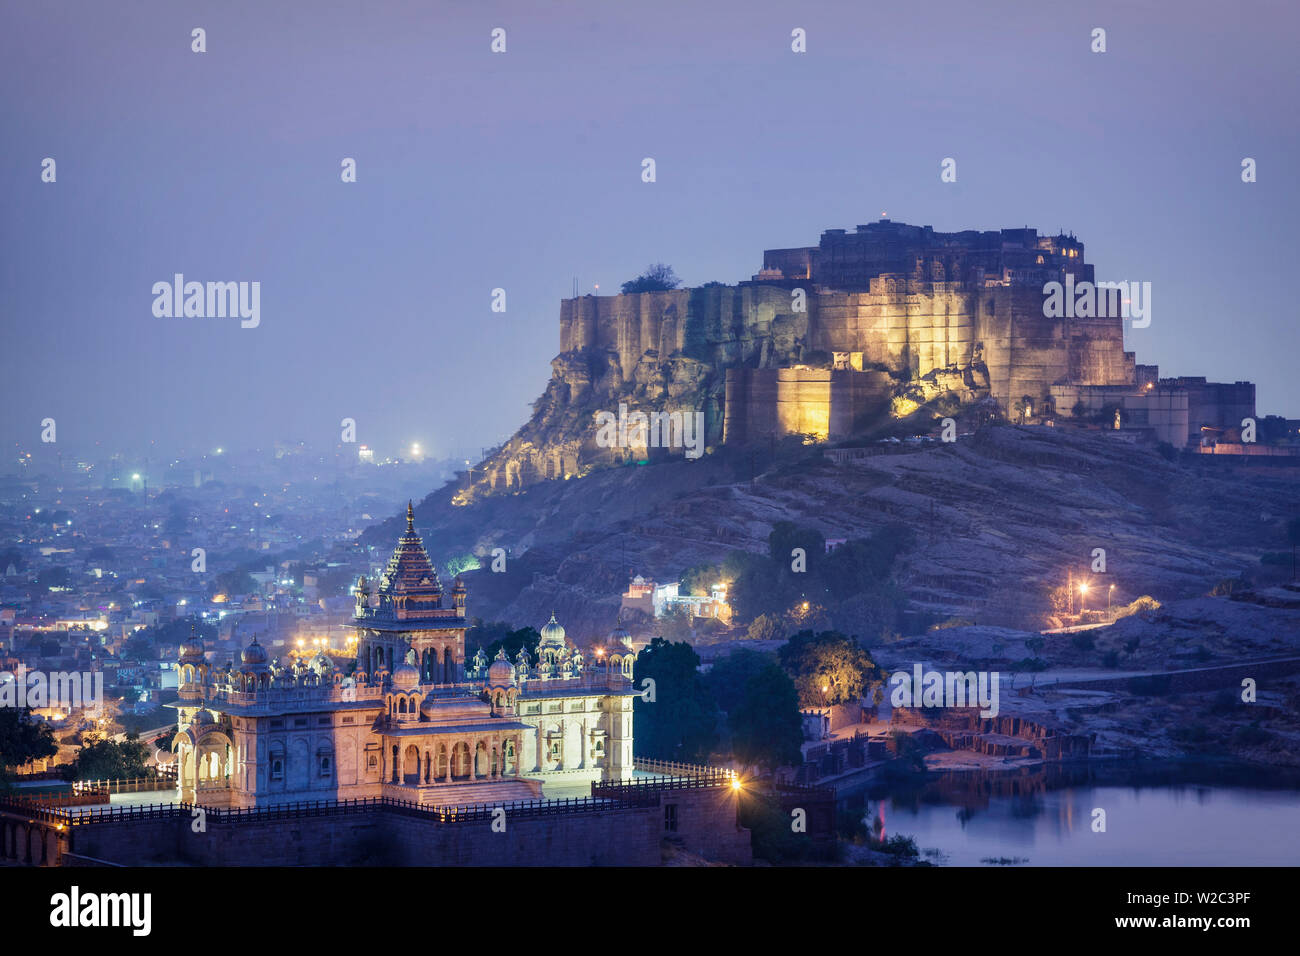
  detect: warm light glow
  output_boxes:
[891,397,921,418]
[730,778,742,792]
[1079,583,1089,594]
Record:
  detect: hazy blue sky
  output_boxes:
[2,0,1296,461]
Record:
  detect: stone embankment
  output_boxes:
[892,707,1093,761]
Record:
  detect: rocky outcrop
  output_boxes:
[893,707,1094,760]
[464,220,1140,499]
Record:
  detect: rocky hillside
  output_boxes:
[364,424,1298,641]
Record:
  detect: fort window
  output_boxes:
[318,717,330,726]
[664,804,678,832]
[271,759,283,780]
[270,720,284,729]
[319,756,331,777]
[294,718,307,728]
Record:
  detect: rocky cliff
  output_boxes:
[465,220,1134,500]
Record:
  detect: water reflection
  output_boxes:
[844,762,1300,866]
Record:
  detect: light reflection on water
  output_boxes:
[856,764,1300,866]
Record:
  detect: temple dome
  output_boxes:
[606,612,632,650]
[179,621,205,662]
[487,649,514,684]
[241,639,268,669]
[539,612,566,646]
[392,663,420,691]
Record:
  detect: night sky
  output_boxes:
[2,0,1295,461]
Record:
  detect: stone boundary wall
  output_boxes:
[47,803,662,867]
[1046,657,1300,695]
[4,785,752,867]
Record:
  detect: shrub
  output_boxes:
[1113,595,1161,621]
[1231,723,1271,747]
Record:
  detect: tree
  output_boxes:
[656,604,695,641]
[136,616,216,650]
[621,263,681,294]
[777,630,880,708]
[632,639,719,763]
[35,566,70,590]
[726,553,784,622]
[479,626,540,663]
[213,569,256,598]
[706,649,776,716]
[768,521,825,572]
[122,632,154,661]
[745,613,782,642]
[69,733,151,781]
[728,663,805,772]
[0,707,58,771]
[679,562,719,597]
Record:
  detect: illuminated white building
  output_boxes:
[171,504,636,808]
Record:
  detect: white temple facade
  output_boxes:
[171,504,637,808]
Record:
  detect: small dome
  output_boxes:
[393,663,420,690]
[241,639,268,668]
[606,611,632,650]
[179,622,205,662]
[487,649,514,684]
[539,612,566,646]
[192,708,216,726]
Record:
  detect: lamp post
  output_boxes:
[1108,584,1115,613]
[1079,582,1089,615]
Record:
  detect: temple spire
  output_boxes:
[406,500,415,533]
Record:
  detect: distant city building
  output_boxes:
[620,575,732,624]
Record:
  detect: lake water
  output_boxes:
[851,762,1300,866]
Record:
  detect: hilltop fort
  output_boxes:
[467,219,1256,497]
